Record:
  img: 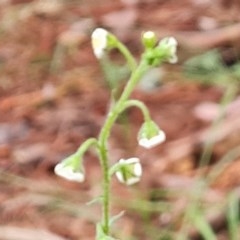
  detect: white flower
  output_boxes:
[54,163,85,182]
[91,28,109,58]
[138,130,166,149]
[158,37,178,63]
[115,158,142,185]
[138,120,166,149]
[54,154,85,183]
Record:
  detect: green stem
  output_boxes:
[121,99,151,122]
[227,192,239,240]
[199,84,237,167]
[117,61,148,106]
[76,138,98,156]
[98,144,110,234]
[115,41,137,72]
[193,209,217,240]
[97,60,149,234]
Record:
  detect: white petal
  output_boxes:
[125,177,141,185]
[169,54,178,64]
[91,28,108,58]
[134,162,142,177]
[116,171,140,185]
[115,171,125,183]
[167,37,177,47]
[123,157,140,165]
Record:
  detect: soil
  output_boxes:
[0,1,240,240]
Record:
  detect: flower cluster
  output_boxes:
[91,28,178,65]
[113,120,166,185]
[54,28,171,186]
[55,119,166,185]
[142,30,178,66]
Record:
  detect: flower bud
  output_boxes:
[142,31,157,49]
[91,28,109,58]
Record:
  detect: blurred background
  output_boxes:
[1,0,240,239]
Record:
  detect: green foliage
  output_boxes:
[100,55,130,90]
[227,192,240,240]
[184,49,240,86]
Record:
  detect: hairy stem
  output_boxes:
[121,99,151,122]
[115,41,137,72]
[97,60,149,234]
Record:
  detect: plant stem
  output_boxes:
[121,99,151,122]
[97,60,149,234]
[116,41,137,72]
[76,138,98,156]
[199,83,237,167]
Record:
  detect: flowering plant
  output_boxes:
[54,28,178,239]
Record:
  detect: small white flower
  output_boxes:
[158,37,178,63]
[138,130,166,149]
[91,28,109,58]
[138,121,166,149]
[54,158,85,183]
[54,163,84,182]
[115,158,142,185]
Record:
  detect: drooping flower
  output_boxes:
[54,154,85,183]
[158,37,178,63]
[115,158,142,185]
[91,28,109,58]
[138,120,166,149]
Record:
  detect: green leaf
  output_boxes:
[100,55,129,90]
[109,211,125,226]
[86,196,103,206]
[183,49,231,86]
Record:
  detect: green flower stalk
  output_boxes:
[54,28,178,239]
[54,138,97,182]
